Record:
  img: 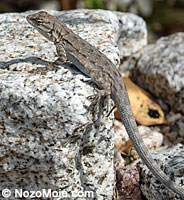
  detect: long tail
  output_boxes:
[112,86,184,198]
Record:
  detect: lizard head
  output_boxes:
[26,11,57,42]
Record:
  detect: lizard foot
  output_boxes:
[29,63,60,75]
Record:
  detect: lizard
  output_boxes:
[26,11,184,198]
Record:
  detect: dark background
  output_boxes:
[1,0,184,39]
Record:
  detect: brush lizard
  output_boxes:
[26,11,184,198]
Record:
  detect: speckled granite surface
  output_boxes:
[0,9,146,199]
[138,144,184,200]
[132,33,184,114]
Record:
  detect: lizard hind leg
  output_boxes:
[88,88,111,129]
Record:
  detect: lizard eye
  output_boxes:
[37,20,42,24]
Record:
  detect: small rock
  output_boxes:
[115,164,141,200]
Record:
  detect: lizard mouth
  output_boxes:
[26,15,33,25]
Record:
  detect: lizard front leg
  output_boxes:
[29,43,68,75]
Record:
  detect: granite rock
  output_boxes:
[132,33,184,113]
[137,144,184,200]
[0,9,147,199]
